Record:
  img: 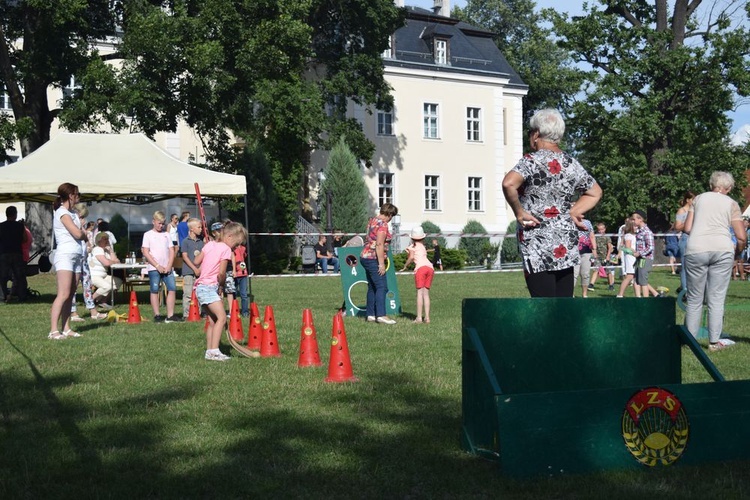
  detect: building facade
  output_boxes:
[310,3,528,247]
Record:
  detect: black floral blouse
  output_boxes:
[511,149,596,273]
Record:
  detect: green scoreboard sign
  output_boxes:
[337,246,401,318]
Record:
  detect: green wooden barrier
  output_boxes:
[337,247,401,318]
[461,297,750,476]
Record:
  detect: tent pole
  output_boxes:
[244,193,253,302]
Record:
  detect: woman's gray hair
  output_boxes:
[529,108,565,144]
[709,171,735,191]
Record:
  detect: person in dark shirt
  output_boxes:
[0,205,28,302]
[314,235,339,273]
[431,239,443,271]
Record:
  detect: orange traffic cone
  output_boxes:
[247,302,262,350]
[260,305,281,357]
[325,312,358,383]
[297,308,322,367]
[187,290,201,322]
[127,291,142,324]
[229,299,244,342]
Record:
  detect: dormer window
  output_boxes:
[434,38,448,65]
[382,35,395,59]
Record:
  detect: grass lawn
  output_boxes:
[1,270,750,499]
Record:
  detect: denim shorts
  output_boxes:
[195,284,221,306]
[148,270,176,293]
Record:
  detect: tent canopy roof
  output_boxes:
[0,133,247,204]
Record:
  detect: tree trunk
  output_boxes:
[25,202,53,256]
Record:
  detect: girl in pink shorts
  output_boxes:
[400,226,435,323]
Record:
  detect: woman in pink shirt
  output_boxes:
[194,222,248,361]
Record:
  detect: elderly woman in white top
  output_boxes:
[683,171,747,351]
[90,232,123,308]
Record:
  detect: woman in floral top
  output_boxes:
[360,203,399,324]
[502,109,602,297]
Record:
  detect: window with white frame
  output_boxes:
[377,110,394,136]
[0,90,10,111]
[468,177,482,211]
[379,173,394,206]
[466,107,481,142]
[423,103,439,139]
[424,175,440,211]
[434,39,448,65]
[62,75,82,100]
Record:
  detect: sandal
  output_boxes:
[62,329,82,338]
[413,319,423,323]
[48,331,66,340]
[91,312,108,320]
[69,314,85,322]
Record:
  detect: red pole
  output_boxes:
[194,183,209,242]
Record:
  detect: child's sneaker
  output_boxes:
[205,351,230,361]
[153,315,166,323]
[164,315,184,323]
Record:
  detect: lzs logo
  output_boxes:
[621,387,689,466]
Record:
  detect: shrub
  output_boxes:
[441,248,466,270]
[392,251,407,270]
[459,220,490,266]
[500,220,521,264]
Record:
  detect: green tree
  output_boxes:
[549,0,750,229]
[459,220,490,266]
[320,136,369,234]
[0,0,119,250]
[59,0,405,231]
[456,0,583,116]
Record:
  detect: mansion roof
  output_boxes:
[385,6,527,89]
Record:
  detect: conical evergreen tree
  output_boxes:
[321,136,369,234]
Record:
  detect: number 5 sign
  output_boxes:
[337,246,401,318]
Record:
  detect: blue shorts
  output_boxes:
[148,270,176,293]
[195,284,221,306]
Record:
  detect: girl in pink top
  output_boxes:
[194,222,248,361]
[400,226,435,324]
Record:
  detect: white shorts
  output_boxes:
[54,252,83,273]
[621,254,635,275]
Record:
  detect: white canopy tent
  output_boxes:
[0,132,255,297]
[0,132,247,203]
